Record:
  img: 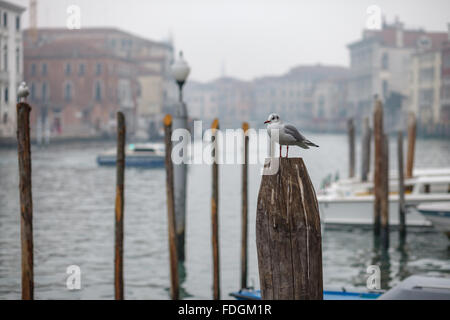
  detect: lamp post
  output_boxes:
[170,51,190,262]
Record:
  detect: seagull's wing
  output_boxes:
[284,124,306,143]
[284,124,319,148]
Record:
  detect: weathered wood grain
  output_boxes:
[16,102,34,300]
[256,158,323,300]
[114,112,125,300]
[164,114,179,300]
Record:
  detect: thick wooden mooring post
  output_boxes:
[256,158,323,300]
[397,131,406,241]
[114,112,125,300]
[373,99,383,236]
[347,118,355,178]
[211,118,220,300]
[164,114,179,300]
[406,112,417,179]
[241,122,249,289]
[16,103,34,300]
[361,117,371,182]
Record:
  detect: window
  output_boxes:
[3,12,7,27]
[444,54,450,68]
[31,63,36,76]
[4,86,8,103]
[3,45,7,71]
[382,80,389,99]
[15,16,20,31]
[381,53,389,70]
[65,63,71,76]
[96,63,102,75]
[42,63,47,76]
[420,68,434,83]
[30,83,36,101]
[15,48,19,73]
[95,81,102,101]
[78,64,85,76]
[419,88,433,106]
[64,83,72,101]
[42,83,48,102]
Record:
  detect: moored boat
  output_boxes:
[318,174,450,227]
[417,202,450,238]
[97,143,165,168]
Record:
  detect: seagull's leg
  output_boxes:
[287,146,289,158]
[279,145,282,158]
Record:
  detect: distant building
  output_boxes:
[0,0,25,141]
[409,41,443,127]
[253,65,348,130]
[440,27,450,131]
[347,18,448,129]
[184,80,219,122]
[25,39,139,138]
[23,28,177,140]
[185,77,254,128]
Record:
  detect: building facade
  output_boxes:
[23,27,177,140]
[347,19,448,130]
[0,0,25,140]
[439,27,450,132]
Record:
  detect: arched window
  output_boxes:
[95,81,102,102]
[64,82,72,102]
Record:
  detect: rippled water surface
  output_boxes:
[0,133,449,299]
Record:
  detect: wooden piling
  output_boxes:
[348,118,355,178]
[397,131,406,241]
[361,117,371,182]
[256,158,323,300]
[114,112,125,300]
[16,103,34,300]
[211,118,220,300]
[164,114,179,300]
[373,99,383,236]
[241,122,249,289]
[406,112,416,179]
[380,134,389,248]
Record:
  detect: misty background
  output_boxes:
[12,0,450,82]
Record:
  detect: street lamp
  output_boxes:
[171,51,190,102]
[169,50,190,262]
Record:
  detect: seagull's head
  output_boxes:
[264,113,280,125]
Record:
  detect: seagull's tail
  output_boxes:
[305,140,319,148]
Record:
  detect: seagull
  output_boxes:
[17,82,30,102]
[264,113,319,157]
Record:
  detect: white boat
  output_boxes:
[417,202,450,238]
[97,143,165,167]
[318,174,450,228]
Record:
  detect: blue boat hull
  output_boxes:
[97,155,165,168]
[230,289,381,300]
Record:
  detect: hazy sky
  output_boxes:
[12,0,450,82]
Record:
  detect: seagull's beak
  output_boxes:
[264,120,270,124]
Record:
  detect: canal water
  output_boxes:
[0,133,449,299]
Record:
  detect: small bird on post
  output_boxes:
[18,82,30,103]
[264,113,319,157]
